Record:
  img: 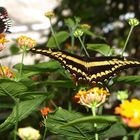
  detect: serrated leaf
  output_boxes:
[0,95,46,132]
[47,31,69,48]
[47,107,112,139]
[87,43,111,56]
[100,123,127,139]
[14,61,61,72]
[33,80,75,88]
[63,115,118,127]
[114,76,140,85]
[0,81,27,97]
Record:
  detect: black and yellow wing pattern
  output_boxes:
[30,47,140,84]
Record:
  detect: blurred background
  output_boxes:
[1,0,140,65]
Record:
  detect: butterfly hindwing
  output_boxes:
[86,57,140,83]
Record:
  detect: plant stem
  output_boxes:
[78,36,90,57]
[19,48,25,80]
[42,119,47,140]
[91,105,98,140]
[49,19,60,50]
[134,130,140,140]
[121,26,134,56]
[71,34,75,48]
[14,98,19,140]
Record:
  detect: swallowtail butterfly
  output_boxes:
[0,7,11,33]
[30,47,140,85]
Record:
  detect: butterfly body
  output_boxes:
[30,47,140,85]
[0,7,12,33]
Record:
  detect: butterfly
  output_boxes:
[0,7,12,33]
[30,47,140,85]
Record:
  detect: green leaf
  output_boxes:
[33,80,75,88]
[0,95,46,132]
[47,107,113,139]
[87,43,111,56]
[100,123,127,139]
[63,115,118,127]
[14,61,60,72]
[65,18,75,28]
[47,31,69,48]
[83,30,106,40]
[0,81,27,97]
[114,76,140,85]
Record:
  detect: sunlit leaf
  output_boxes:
[87,44,111,56]
[47,31,69,48]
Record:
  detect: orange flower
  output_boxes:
[74,87,110,108]
[40,107,53,117]
[0,34,9,51]
[115,99,140,128]
[0,66,15,78]
[17,36,36,49]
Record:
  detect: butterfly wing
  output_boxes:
[30,47,140,85]
[30,47,88,83]
[0,7,12,33]
[86,57,140,84]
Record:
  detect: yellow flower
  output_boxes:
[73,29,84,37]
[17,36,36,49]
[0,66,15,78]
[80,24,91,30]
[0,34,9,51]
[18,127,40,140]
[115,99,140,128]
[44,11,55,18]
[128,18,139,27]
[74,87,110,108]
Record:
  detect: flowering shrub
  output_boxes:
[0,11,140,140]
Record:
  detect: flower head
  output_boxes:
[74,87,110,108]
[73,29,84,38]
[17,36,36,50]
[115,99,140,128]
[40,107,53,117]
[0,34,9,51]
[44,11,55,18]
[117,90,128,102]
[128,18,139,27]
[0,66,15,78]
[80,24,91,30]
[18,127,40,140]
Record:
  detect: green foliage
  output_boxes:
[46,108,127,140]
[87,43,111,56]
[47,31,69,48]
[0,81,27,97]
[0,95,47,132]
[0,3,140,139]
[114,76,140,85]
